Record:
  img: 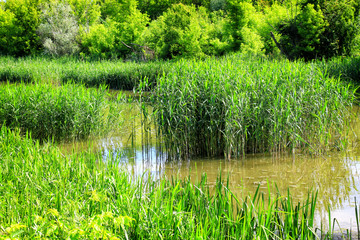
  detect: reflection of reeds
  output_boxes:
[150,54,355,159]
[0,83,120,141]
[0,126,345,239]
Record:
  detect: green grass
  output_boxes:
[0,56,171,90]
[320,56,360,84]
[0,83,121,141]
[149,54,356,159]
[0,125,351,239]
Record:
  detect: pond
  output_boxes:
[60,103,360,234]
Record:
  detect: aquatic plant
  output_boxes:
[150,54,355,159]
[320,56,360,83]
[0,125,344,239]
[0,83,119,141]
[0,56,171,90]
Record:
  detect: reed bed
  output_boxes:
[0,83,120,141]
[0,56,170,90]
[0,125,349,239]
[320,56,360,84]
[150,54,356,159]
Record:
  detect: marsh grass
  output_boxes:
[0,83,120,141]
[0,126,349,239]
[0,56,170,90]
[149,54,356,159]
[321,57,360,84]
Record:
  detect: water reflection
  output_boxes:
[101,139,360,231]
[59,103,360,232]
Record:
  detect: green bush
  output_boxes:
[79,18,118,59]
[101,0,149,58]
[144,3,211,59]
[279,3,326,60]
[68,0,101,27]
[0,0,42,56]
[37,2,80,56]
[274,0,360,59]
[256,3,288,56]
[137,0,211,20]
[0,7,17,55]
[225,0,264,54]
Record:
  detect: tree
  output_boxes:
[279,3,326,59]
[68,0,101,27]
[225,0,264,54]
[0,0,42,56]
[137,0,210,20]
[144,3,211,59]
[277,0,359,59]
[101,0,149,57]
[37,2,80,56]
[80,18,118,59]
[0,7,17,55]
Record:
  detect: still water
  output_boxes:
[60,103,360,234]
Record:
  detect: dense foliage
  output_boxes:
[0,0,359,59]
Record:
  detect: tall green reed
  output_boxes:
[149,54,356,159]
[0,126,338,239]
[0,83,120,141]
[0,56,171,90]
[319,56,360,84]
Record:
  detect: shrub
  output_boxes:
[256,3,288,56]
[79,18,118,59]
[210,0,227,11]
[225,0,264,54]
[68,0,101,27]
[101,0,149,58]
[0,7,17,55]
[144,3,211,59]
[37,2,80,56]
[279,3,326,60]
[0,0,42,56]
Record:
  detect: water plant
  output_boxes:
[0,56,171,90]
[0,125,346,239]
[0,83,120,141]
[149,54,356,159]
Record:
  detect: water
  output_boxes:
[59,103,360,234]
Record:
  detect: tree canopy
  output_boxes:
[0,0,358,59]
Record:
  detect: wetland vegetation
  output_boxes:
[1,54,360,239]
[0,125,353,239]
[1,0,360,239]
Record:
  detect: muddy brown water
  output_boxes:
[60,103,360,235]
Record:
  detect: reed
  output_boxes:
[320,56,360,83]
[0,83,120,141]
[0,56,171,90]
[0,126,341,239]
[149,54,356,159]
